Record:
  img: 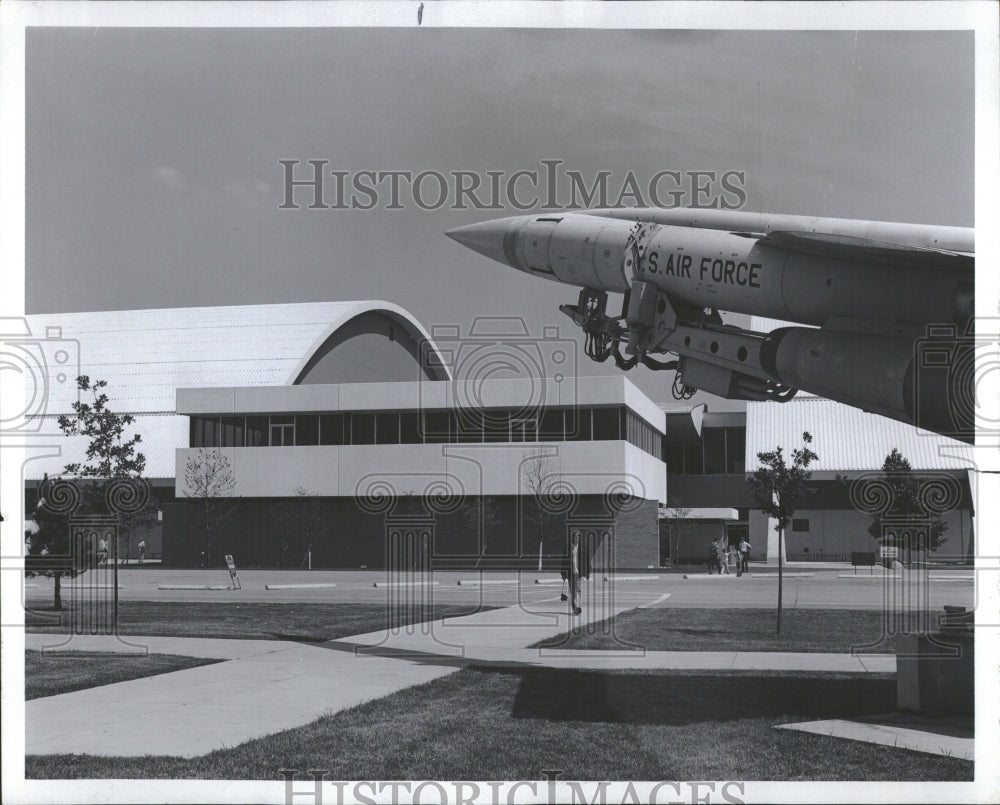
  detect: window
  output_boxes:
[246,416,268,447]
[592,408,620,440]
[483,410,511,442]
[423,411,451,444]
[193,417,222,447]
[221,417,245,447]
[792,518,810,532]
[455,410,483,443]
[296,415,319,446]
[539,409,564,441]
[703,428,726,474]
[270,415,294,446]
[726,427,746,474]
[400,412,421,444]
[566,408,591,441]
[320,414,345,445]
[511,417,537,442]
[375,413,399,444]
[351,413,375,445]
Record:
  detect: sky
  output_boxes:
[23,27,974,406]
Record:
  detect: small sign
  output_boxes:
[225,554,241,589]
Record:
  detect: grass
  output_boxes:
[25,651,223,700]
[532,608,938,653]
[25,667,972,780]
[25,602,496,642]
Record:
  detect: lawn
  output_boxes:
[25,666,972,780]
[25,602,495,642]
[533,607,935,653]
[25,651,223,700]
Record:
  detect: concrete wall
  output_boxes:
[749,507,974,562]
[176,441,666,502]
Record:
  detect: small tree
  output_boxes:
[460,496,504,569]
[273,488,334,568]
[24,478,90,611]
[522,448,563,570]
[183,448,237,567]
[747,432,818,634]
[56,377,157,558]
[868,448,948,564]
[659,496,693,567]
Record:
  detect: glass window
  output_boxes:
[703,428,726,474]
[376,413,399,444]
[246,416,267,447]
[566,408,591,441]
[320,414,345,445]
[221,417,245,447]
[726,427,746,474]
[296,415,319,446]
[351,413,375,445]
[592,408,620,440]
[423,411,451,443]
[189,417,199,447]
[400,412,421,444]
[483,409,511,442]
[792,518,810,532]
[539,409,564,441]
[270,415,294,447]
[455,410,483,443]
[684,443,703,474]
[511,417,537,442]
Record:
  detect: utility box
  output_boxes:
[896,606,974,715]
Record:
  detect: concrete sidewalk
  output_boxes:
[25,602,894,759]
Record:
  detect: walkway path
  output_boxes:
[25,602,893,758]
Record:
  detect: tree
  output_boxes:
[55,375,157,563]
[273,488,334,568]
[459,496,504,569]
[24,478,90,611]
[867,448,948,564]
[747,431,818,634]
[183,448,237,567]
[522,448,564,570]
[659,496,693,567]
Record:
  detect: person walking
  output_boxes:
[739,537,752,574]
[137,538,146,564]
[707,539,719,574]
[564,530,590,615]
[97,537,108,566]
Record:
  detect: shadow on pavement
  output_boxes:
[506,669,898,725]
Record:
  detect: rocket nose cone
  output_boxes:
[445,219,512,266]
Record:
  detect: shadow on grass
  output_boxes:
[508,668,896,725]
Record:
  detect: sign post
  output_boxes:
[225,554,241,589]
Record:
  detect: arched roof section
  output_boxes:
[23,301,450,480]
[288,301,451,384]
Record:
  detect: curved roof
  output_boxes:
[23,301,450,479]
[26,301,450,416]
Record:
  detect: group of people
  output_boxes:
[707,537,751,576]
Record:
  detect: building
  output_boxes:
[23,302,666,569]
[661,400,975,565]
[23,301,975,570]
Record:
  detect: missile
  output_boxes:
[446,209,975,442]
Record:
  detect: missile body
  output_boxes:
[446,210,975,442]
[446,212,971,329]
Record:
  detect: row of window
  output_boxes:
[664,427,747,475]
[188,406,664,460]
